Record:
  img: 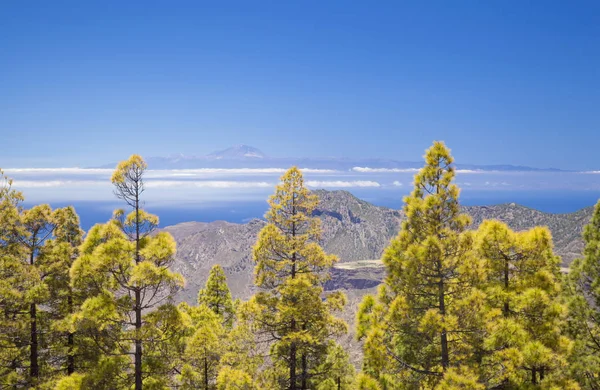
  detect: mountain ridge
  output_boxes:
[98,145,569,172]
[164,189,593,304]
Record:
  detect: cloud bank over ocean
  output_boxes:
[4,166,600,205]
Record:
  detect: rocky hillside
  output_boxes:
[464,203,591,265]
[164,190,594,304]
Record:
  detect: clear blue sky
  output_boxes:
[1,1,599,169]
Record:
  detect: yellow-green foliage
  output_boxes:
[435,367,484,390]
[1,150,597,390]
[477,220,575,388]
[316,343,356,389]
[177,303,225,389]
[567,199,600,389]
[198,265,235,327]
[247,167,347,389]
[54,373,85,390]
[358,142,485,388]
[69,155,185,387]
[216,366,256,390]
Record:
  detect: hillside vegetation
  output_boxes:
[1,142,600,389]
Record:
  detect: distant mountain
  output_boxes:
[206,144,266,159]
[99,145,568,172]
[164,190,592,305]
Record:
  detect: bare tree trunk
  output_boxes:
[134,196,143,390]
[29,247,38,379]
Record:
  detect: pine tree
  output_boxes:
[477,220,576,388]
[0,170,92,387]
[0,170,35,387]
[178,303,224,389]
[198,265,235,327]
[17,203,55,382]
[70,155,184,389]
[217,302,264,384]
[567,199,600,388]
[39,206,85,377]
[216,366,256,390]
[316,343,356,390]
[248,167,347,390]
[357,142,485,388]
[355,373,381,390]
[435,367,484,390]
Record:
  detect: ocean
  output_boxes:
[27,189,600,232]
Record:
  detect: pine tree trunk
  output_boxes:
[135,291,142,390]
[290,340,297,390]
[301,353,307,390]
[204,354,208,390]
[134,197,143,390]
[503,258,510,316]
[30,302,38,378]
[29,246,38,379]
[337,376,341,390]
[532,368,537,385]
[289,197,297,390]
[438,266,449,370]
[67,291,74,374]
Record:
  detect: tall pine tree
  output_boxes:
[567,199,600,389]
[357,141,485,388]
[0,170,34,387]
[248,167,347,389]
[18,203,55,383]
[477,220,577,388]
[198,265,235,327]
[39,206,85,377]
[70,155,184,389]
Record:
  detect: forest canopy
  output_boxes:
[1,142,600,389]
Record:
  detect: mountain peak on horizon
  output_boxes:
[206,144,266,159]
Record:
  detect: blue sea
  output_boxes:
[8,167,600,231]
[26,190,600,232]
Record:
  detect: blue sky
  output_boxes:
[1,1,599,169]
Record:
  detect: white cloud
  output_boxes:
[306,180,381,188]
[145,180,273,189]
[4,167,338,178]
[352,167,419,173]
[392,181,402,186]
[352,167,486,174]
[4,168,112,175]
[145,168,338,177]
[483,181,511,187]
[12,180,107,188]
[11,179,273,190]
[301,168,338,174]
[147,168,286,177]
[581,171,600,174]
[456,169,484,174]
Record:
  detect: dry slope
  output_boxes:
[163,190,593,304]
